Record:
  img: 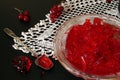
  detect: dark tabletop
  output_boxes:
[0,0,84,80]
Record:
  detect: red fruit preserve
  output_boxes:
[65,17,120,76]
[35,55,53,70]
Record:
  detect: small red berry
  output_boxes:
[23,11,30,16]
[50,18,55,23]
[50,13,56,22]
[18,13,24,20]
[58,6,64,12]
[51,9,56,14]
[35,55,53,70]
[23,16,30,22]
[56,12,61,18]
[50,5,58,13]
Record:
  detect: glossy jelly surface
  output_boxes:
[65,18,120,76]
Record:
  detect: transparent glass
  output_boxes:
[54,14,120,80]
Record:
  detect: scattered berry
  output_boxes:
[14,8,30,22]
[49,5,64,22]
[35,55,53,70]
[12,56,32,73]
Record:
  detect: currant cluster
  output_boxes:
[50,5,64,22]
[12,56,32,73]
[14,8,30,22]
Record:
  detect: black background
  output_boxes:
[0,0,84,80]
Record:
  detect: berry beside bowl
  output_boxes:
[54,14,120,80]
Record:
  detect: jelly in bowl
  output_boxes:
[54,14,120,80]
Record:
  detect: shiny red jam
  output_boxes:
[65,18,120,76]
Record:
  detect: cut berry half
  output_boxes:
[12,56,32,73]
[35,55,53,70]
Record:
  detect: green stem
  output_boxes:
[14,8,23,13]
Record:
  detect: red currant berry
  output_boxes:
[50,5,58,13]
[18,13,24,20]
[23,16,30,22]
[50,18,55,23]
[51,5,58,10]
[56,12,61,18]
[23,11,30,16]
[50,13,55,22]
[14,8,30,22]
[58,6,64,12]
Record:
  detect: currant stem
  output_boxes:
[14,8,23,13]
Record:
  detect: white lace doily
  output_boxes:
[13,0,120,57]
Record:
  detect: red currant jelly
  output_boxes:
[65,18,120,76]
[35,55,53,70]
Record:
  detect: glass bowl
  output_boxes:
[54,14,120,80]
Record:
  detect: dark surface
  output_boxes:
[0,0,84,80]
[118,0,120,13]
